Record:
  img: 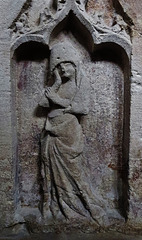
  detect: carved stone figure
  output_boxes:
[15,13,30,35]
[112,15,129,38]
[39,7,53,26]
[39,42,107,224]
[53,0,66,11]
[53,0,88,12]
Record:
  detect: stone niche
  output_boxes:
[1,0,138,237]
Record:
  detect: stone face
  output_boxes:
[0,0,142,236]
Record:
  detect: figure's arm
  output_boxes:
[51,68,62,92]
[63,102,89,115]
[45,87,70,108]
[39,69,62,108]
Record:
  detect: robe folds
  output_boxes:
[41,112,107,223]
[41,112,95,219]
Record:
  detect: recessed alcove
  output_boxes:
[11,41,50,210]
[15,41,49,61]
[49,16,130,219]
[49,11,94,52]
[11,6,131,230]
[92,43,130,219]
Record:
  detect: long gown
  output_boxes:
[40,73,107,224]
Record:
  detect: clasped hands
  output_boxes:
[45,86,72,113]
[45,86,56,100]
[45,68,72,113]
[45,68,61,100]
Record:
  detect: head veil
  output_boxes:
[49,42,81,88]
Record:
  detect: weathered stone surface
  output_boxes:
[1,231,142,240]
[0,0,142,237]
[0,31,15,230]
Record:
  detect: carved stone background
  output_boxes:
[0,0,142,236]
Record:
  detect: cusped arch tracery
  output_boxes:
[11,0,131,59]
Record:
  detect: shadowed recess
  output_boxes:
[50,11,94,53]
[93,42,130,220]
[15,41,49,61]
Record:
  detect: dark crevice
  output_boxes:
[75,114,82,124]
[120,57,131,221]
